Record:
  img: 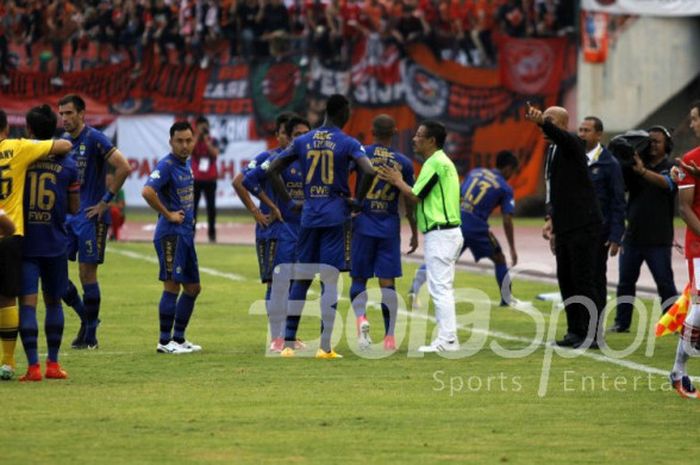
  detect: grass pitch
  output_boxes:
[2,242,698,464]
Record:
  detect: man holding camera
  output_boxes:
[610,126,678,333]
[192,116,220,243]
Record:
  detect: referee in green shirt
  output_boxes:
[379,120,463,352]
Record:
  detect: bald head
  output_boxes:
[372,114,396,140]
[543,106,569,130]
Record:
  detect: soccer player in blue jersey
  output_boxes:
[408,150,519,307]
[349,115,418,351]
[18,104,80,381]
[57,94,131,349]
[142,121,202,355]
[268,94,376,359]
[232,112,298,350]
[243,115,310,352]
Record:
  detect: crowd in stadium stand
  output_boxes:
[0,0,576,85]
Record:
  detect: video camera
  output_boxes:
[608,129,652,167]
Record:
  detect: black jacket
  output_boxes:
[589,146,625,243]
[543,121,603,235]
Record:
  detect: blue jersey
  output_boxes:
[243,151,304,226]
[354,144,414,238]
[244,148,282,240]
[279,125,367,228]
[23,156,80,257]
[145,154,196,239]
[64,125,115,215]
[460,168,515,233]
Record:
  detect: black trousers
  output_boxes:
[194,180,217,242]
[592,232,611,335]
[554,223,601,340]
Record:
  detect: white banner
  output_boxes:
[117,115,266,208]
[582,0,700,16]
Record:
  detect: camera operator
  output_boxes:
[610,126,678,332]
[192,116,220,243]
[577,116,625,337]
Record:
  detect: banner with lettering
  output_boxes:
[117,115,264,208]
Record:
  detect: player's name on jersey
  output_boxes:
[29,161,65,173]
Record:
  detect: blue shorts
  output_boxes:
[20,255,69,298]
[296,222,351,271]
[154,235,200,284]
[67,214,110,264]
[350,232,402,279]
[462,229,502,262]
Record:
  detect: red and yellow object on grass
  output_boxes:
[656,283,691,337]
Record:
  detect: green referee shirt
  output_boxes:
[411,149,462,234]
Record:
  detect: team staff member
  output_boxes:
[0,108,72,380]
[577,116,625,335]
[379,120,463,353]
[525,103,603,349]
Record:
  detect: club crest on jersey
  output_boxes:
[79,144,86,156]
[150,170,161,179]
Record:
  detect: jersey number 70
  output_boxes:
[306,149,334,185]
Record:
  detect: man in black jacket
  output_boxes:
[526,104,603,348]
[578,116,625,335]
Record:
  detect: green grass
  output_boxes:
[2,243,698,464]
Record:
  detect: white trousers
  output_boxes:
[424,227,464,341]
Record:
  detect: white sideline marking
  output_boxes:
[110,248,675,378]
[109,248,246,281]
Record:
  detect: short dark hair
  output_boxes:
[584,116,603,132]
[170,121,193,138]
[691,100,700,116]
[496,150,519,170]
[0,109,7,133]
[195,115,209,126]
[275,112,297,133]
[325,94,350,120]
[285,115,310,138]
[372,114,396,139]
[419,120,447,149]
[58,94,86,112]
[26,104,58,140]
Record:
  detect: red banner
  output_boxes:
[498,37,567,95]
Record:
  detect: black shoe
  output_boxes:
[555,334,582,347]
[607,324,630,333]
[71,324,86,349]
[573,339,601,350]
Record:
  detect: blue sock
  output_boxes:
[173,293,197,343]
[45,303,64,362]
[319,279,338,353]
[158,291,178,345]
[349,280,367,319]
[285,280,311,344]
[411,264,427,295]
[495,263,510,305]
[83,283,101,344]
[63,280,86,322]
[19,305,39,365]
[381,285,397,336]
